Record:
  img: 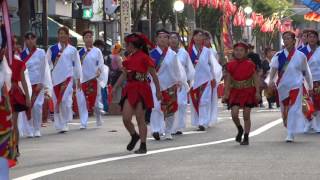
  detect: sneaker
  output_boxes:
[304,123,313,134]
[34,131,41,137]
[164,133,173,140]
[152,132,160,140]
[198,125,206,131]
[80,125,87,130]
[59,126,69,133]
[96,120,102,127]
[175,131,183,135]
[286,133,294,142]
[27,132,34,138]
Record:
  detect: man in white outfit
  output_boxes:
[203,31,223,126]
[268,31,313,142]
[76,30,108,129]
[298,30,320,133]
[149,29,188,140]
[169,32,195,135]
[188,29,216,131]
[20,32,52,137]
[47,27,82,133]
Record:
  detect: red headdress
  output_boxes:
[125,33,155,49]
[233,42,249,50]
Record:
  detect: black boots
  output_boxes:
[127,133,140,151]
[134,142,147,154]
[240,133,249,145]
[235,125,244,143]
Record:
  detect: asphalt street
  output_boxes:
[10,104,320,180]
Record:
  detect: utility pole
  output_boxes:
[42,0,48,50]
[147,0,151,39]
[220,0,225,63]
[103,0,107,44]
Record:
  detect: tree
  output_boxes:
[18,0,31,41]
[150,0,175,36]
[131,0,148,32]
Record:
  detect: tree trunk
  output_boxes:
[132,0,148,32]
[18,0,31,42]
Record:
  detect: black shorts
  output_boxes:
[227,103,256,110]
[13,104,28,112]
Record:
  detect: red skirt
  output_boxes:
[228,87,257,108]
[121,81,153,110]
[9,83,28,112]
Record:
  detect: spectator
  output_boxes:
[262,47,277,109]
[247,44,263,107]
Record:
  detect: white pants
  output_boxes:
[53,80,73,131]
[280,86,306,134]
[150,81,165,134]
[191,84,212,128]
[305,111,320,132]
[76,87,102,128]
[174,86,188,132]
[27,90,45,134]
[165,115,175,135]
[0,158,9,180]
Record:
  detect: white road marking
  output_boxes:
[68,121,95,126]
[13,118,282,180]
[147,131,206,140]
[256,109,280,113]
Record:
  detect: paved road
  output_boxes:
[11,104,320,180]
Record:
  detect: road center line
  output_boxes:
[13,118,282,180]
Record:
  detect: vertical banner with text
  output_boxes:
[120,0,131,44]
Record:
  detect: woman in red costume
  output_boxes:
[9,35,31,156]
[223,42,260,145]
[113,33,161,154]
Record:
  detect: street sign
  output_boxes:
[82,7,93,19]
[120,0,131,44]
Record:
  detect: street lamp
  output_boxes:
[244,6,253,43]
[245,18,253,42]
[244,6,253,15]
[173,0,185,32]
[174,0,185,13]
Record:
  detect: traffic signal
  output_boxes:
[82,7,93,19]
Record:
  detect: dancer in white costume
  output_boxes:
[149,29,188,140]
[20,32,52,137]
[298,30,320,133]
[188,29,216,131]
[47,27,82,133]
[169,32,195,135]
[76,30,108,129]
[203,31,223,126]
[268,31,313,142]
